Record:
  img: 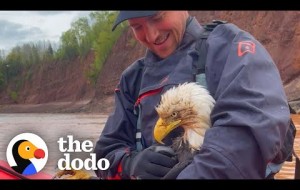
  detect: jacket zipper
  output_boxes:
[134,87,163,107]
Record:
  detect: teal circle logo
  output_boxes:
[6,133,48,176]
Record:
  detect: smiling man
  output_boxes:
[94,11,291,179]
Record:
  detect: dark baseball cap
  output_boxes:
[112,11,158,31]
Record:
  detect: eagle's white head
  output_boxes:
[154,82,215,152]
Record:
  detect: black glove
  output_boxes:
[163,149,197,179]
[122,145,178,179]
[162,159,192,179]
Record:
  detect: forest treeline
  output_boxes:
[0,11,126,96]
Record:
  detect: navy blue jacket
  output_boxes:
[94,17,290,179]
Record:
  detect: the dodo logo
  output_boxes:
[6,133,48,176]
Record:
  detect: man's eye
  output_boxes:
[131,25,141,31]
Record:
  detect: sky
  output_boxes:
[0,11,92,54]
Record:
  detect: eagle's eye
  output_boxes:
[171,112,178,118]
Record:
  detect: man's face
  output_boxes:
[128,11,189,59]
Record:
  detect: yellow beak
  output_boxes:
[153,118,181,144]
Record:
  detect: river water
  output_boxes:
[0,113,107,177]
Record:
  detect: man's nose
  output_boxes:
[144,24,159,43]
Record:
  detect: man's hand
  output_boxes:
[122,145,178,179]
[162,159,192,179]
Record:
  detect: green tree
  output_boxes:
[56,29,79,60]
[87,11,125,84]
[71,17,92,58]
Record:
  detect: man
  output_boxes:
[94,11,290,179]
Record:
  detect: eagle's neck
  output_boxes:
[182,116,211,152]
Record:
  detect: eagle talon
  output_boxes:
[53,168,92,179]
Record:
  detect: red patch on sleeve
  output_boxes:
[238,41,256,57]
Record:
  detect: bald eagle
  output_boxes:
[154,82,215,163]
